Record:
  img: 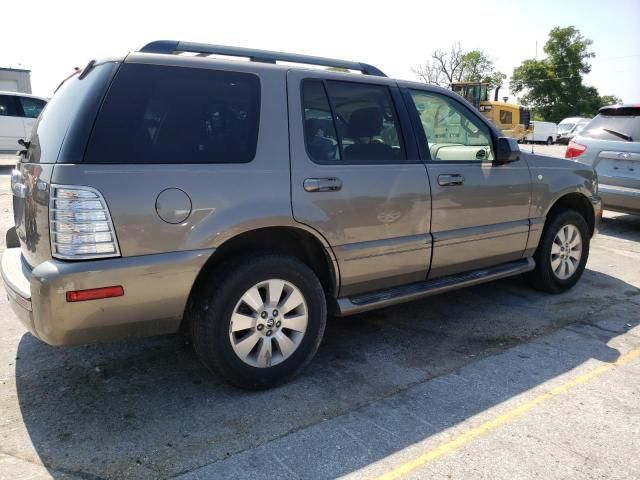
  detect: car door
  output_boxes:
[287,71,431,296]
[404,88,531,278]
[17,96,47,139]
[0,95,26,151]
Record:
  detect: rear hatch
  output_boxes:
[12,61,119,268]
[578,107,640,189]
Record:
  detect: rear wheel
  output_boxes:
[189,254,326,389]
[526,209,589,293]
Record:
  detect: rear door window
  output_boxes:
[302,80,341,162]
[302,79,406,163]
[85,63,261,164]
[326,81,406,163]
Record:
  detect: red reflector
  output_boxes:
[66,286,124,302]
[565,141,587,159]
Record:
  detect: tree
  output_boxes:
[511,26,619,122]
[599,95,623,106]
[412,44,505,89]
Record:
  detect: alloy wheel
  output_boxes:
[550,224,582,280]
[228,279,308,368]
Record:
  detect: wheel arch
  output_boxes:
[545,192,595,237]
[182,225,340,332]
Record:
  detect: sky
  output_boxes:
[2,0,639,103]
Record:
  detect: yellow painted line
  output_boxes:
[374,346,640,480]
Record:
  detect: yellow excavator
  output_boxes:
[450,82,532,140]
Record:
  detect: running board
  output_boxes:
[336,258,535,316]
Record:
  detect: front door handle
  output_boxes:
[304,177,343,192]
[438,174,465,186]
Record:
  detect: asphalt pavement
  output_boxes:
[0,147,638,479]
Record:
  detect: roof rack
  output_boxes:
[139,40,386,77]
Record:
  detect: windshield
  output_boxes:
[451,85,489,104]
[580,114,640,142]
[558,122,575,133]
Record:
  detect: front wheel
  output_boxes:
[526,209,590,293]
[546,137,554,145]
[189,255,327,389]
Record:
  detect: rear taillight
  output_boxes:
[565,141,587,159]
[50,185,120,260]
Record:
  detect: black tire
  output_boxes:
[546,137,553,145]
[189,254,326,389]
[526,209,590,293]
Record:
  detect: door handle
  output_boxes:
[438,174,465,186]
[303,177,343,192]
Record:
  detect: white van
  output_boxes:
[0,91,47,152]
[524,121,558,145]
[556,117,591,145]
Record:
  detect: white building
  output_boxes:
[0,67,32,94]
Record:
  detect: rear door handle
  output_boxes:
[438,174,465,186]
[303,177,343,192]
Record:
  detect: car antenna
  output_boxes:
[530,42,537,156]
[530,113,535,155]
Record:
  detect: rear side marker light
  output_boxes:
[66,286,124,302]
[565,141,587,159]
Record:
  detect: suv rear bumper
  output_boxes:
[1,248,213,346]
[600,184,640,215]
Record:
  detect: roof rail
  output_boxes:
[139,40,386,77]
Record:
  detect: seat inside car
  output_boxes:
[344,106,393,161]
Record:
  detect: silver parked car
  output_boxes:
[2,41,601,389]
[567,105,640,215]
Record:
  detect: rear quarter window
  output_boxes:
[85,63,261,164]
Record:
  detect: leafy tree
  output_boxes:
[511,26,620,122]
[412,44,505,89]
[599,94,623,106]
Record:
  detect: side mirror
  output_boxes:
[495,137,519,163]
[17,139,30,148]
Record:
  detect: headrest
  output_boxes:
[348,107,383,138]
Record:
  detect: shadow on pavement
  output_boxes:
[600,213,640,242]
[13,267,639,479]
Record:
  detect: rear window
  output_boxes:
[85,63,261,164]
[24,62,118,164]
[581,111,640,142]
[18,97,46,118]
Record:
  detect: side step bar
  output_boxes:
[336,258,535,316]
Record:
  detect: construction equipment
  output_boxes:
[450,82,532,140]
